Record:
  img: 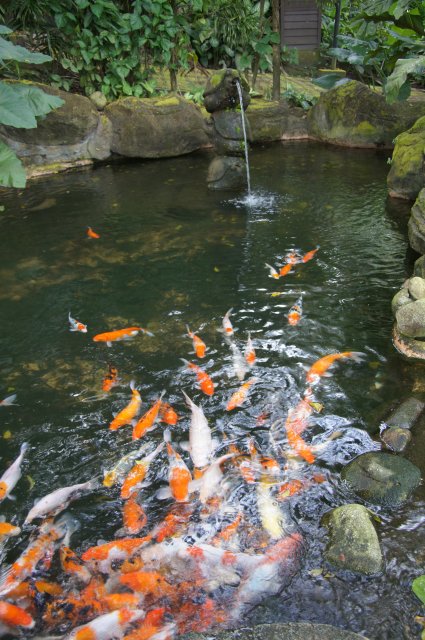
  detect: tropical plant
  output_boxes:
[0,25,64,188]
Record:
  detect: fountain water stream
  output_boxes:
[236,80,251,195]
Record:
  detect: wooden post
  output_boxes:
[272,0,281,100]
[251,0,266,89]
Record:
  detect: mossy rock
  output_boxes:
[387,115,425,200]
[408,187,425,253]
[185,623,369,640]
[308,80,425,148]
[206,156,246,190]
[246,99,308,143]
[203,69,250,113]
[105,95,210,158]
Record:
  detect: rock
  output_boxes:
[323,504,383,575]
[385,396,425,429]
[395,299,425,338]
[185,623,369,640]
[246,99,308,142]
[381,426,412,452]
[393,323,425,360]
[89,91,107,110]
[408,188,425,254]
[391,287,411,315]
[341,451,421,506]
[86,114,113,160]
[105,95,210,158]
[408,276,425,300]
[211,111,251,157]
[414,255,425,279]
[387,115,425,200]
[203,69,250,113]
[308,80,425,148]
[207,156,247,190]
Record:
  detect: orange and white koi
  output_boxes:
[103,364,119,392]
[265,263,280,279]
[0,601,34,630]
[212,512,242,546]
[279,252,300,277]
[109,382,142,431]
[244,332,256,366]
[151,504,193,543]
[222,308,234,336]
[285,389,314,436]
[0,442,28,503]
[119,571,173,600]
[123,608,168,640]
[68,311,87,333]
[306,351,364,385]
[302,245,319,263]
[94,327,154,347]
[103,441,151,488]
[287,297,302,326]
[87,226,100,239]
[159,402,179,426]
[120,442,164,499]
[226,379,256,411]
[60,545,92,585]
[132,393,165,440]
[82,537,151,573]
[164,441,192,503]
[67,608,145,640]
[186,325,207,358]
[0,394,17,407]
[181,359,214,396]
[24,478,98,524]
[0,519,20,541]
[121,494,148,536]
[182,391,214,468]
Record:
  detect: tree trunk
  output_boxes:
[169,0,178,92]
[272,0,281,100]
[251,0,266,90]
[331,0,342,70]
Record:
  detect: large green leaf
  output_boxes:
[0,140,26,188]
[412,575,425,605]
[312,74,350,90]
[0,82,64,129]
[385,56,425,103]
[0,26,12,35]
[0,37,52,64]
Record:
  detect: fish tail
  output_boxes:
[186,324,192,337]
[349,351,366,363]
[19,442,28,455]
[163,428,172,443]
[141,328,155,337]
[1,394,17,406]
[130,380,137,391]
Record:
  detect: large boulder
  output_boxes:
[387,116,425,200]
[185,623,369,640]
[246,99,308,142]
[396,299,425,338]
[323,504,383,575]
[203,69,250,113]
[308,80,425,148]
[408,188,425,254]
[0,83,112,171]
[105,95,210,158]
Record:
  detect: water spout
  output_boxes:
[235,80,251,195]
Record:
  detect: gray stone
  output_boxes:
[386,396,425,429]
[393,323,425,361]
[211,111,251,157]
[308,80,425,149]
[414,255,425,279]
[89,90,107,110]
[203,69,250,113]
[387,115,425,200]
[323,504,383,575]
[341,451,421,506]
[207,156,247,190]
[408,188,425,254]
[105,95,210,158]
[185,622,368,640]
[381,426,412,452]
[396,298,425,338]
[391,287,411,315]
[246,100,309,143]
[408,276,425,300]
[86,114,112,160]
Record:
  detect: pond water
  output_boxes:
[0,142,423,639]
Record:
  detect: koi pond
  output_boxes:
[0,142,423,640]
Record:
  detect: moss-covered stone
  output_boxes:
[246,99,308,142]
[308,80,425,148]
[203,69,250,113]
[387,115,425,200]
[206,156,246,190]
[408,187,425,253]
[393,323,425,360]
[105,95,210,158]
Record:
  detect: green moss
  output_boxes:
[154,96,180,106]
[356,121,378,136]
[210,71,226,88]
[249,98,280,110]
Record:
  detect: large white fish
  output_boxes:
[66,608,145,640]
[230,342,249,381]
[24,478,98,524]
[182,391,214,469]
[0,442,28,503]
[189,453,235,503]
[256,480,288,540]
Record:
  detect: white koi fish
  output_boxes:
[66,608,145,640]
[182,391,214,469]
[230,342,249,382]
[68,312,87,333]
[0,443,28,503]
[24,478,98,524]
[222,308,235,337]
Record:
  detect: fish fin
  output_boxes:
[188,479,202,494]
[350,351,366,363]
[181,390,192,406]
[180,358,189,367]
[7,494,16,501]
[131,419,138,427]
[141,328,154,337]
[156,487,172,500]
[163,428,172,443]
[1,394,17,406]
[130,380,137,391]
[0,516,5,523]
[107,341,112,347]
[20,442,29,455]
[179,441,190,452]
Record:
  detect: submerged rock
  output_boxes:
[393,323,425,360]
[381,426,412,452]
[323,504,383,575]
[185,622,368,640]
[207,156,247,190]
[408,188,425,254]
[387,116,425,200]
[308,80,425,148]
[395,299,425,338]
[341,451,421,506]
[385,396,425,430]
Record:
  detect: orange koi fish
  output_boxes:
[277,478,304,500]
[306,351,364,385]
[222,308,234,336]
[132,393,165,440]
[265,263,280,279]
[93,326,154,347]
[0,394,17,407]
[121,494,148,535]
[60,545,92,584]
[119,571,173,599]
[87,226,100,239]
[102,364,118,393]
[109,382,142,431]
[285,426,315,464]
[181,359,214,396]
[212,512,242,545]
[226,378,256,411]
[279,252,300,277]
[244,332,256,366]
[278,263,293,277]
[159,402,179,426]
[285,389,314,436]
[123,608,166,640]
[248,439,280,477]
[0,601,34,630]
[68,311,87,333]
[186,325,207,358]
[67,609,145,640]
[103,593,142,611]
[151,504,193,542]
[120,443,164,499]
[0,521,20,539]
[302,245,320,263]
[287,297,302,326]
[82,537,151,569]
[165,442,192,502]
